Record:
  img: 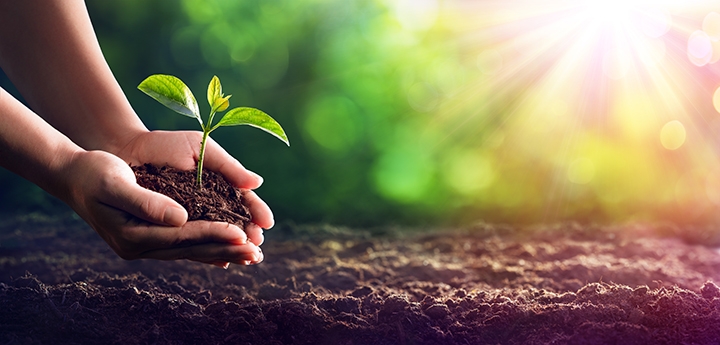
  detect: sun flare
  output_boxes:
[425,0,720,221]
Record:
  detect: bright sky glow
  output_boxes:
[392,0,438,31]
[427,0,720,221]
[584,0,635,24]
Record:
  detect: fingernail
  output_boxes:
[163,207,187,227]
[212,262,230,269]
[250,171,264,186]
[252,251,264,264]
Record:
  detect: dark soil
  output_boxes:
[132,164,251,228]
[3,217,720,344]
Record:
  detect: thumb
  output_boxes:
[102,181,188,227]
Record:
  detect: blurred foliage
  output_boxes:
[90,0,484,226]
[3,0,720,227]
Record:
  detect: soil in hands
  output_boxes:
[131,163,251,228]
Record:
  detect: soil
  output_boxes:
[3,217,720,344]
[132,164,251,228]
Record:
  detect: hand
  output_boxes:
[113,130,276,267]
[0,0,272,267]
[59,150,263,266]
[114,130,275,245]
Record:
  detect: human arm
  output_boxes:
[0,0,144,154]
[0,0,272,265]
[0,87,262,265]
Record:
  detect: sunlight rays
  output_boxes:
[424,0,720,222]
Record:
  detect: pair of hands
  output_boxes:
[61,130,272,268]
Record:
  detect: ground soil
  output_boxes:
[132,164,251,229]
[3,216,720,344]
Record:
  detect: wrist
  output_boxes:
[0,88,87,201]
[42,144,87,203]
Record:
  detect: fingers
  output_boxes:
[203,137,264,189]
[76,151,188,227]
[137,222,260,264]
[139,242,261,265]
[136,222,264,265]
[100,179,188,227]
[121,220,249,250]
[245,222,264,246]
[88,204,258,265]
[243,190,274,229]
[178,221,249,245]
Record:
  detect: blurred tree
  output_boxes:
[3,0,720,227]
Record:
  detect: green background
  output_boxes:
[1,0,461,226]
[2,0,719,227]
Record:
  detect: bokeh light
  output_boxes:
[5,0,720,226]
[703,12,720,39]
[688,30,713,66]
[442,150,495,195]
[568,158,596,185]
[660,120,686,150]
[713,87,720,113]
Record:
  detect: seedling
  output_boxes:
[138,74,289,188]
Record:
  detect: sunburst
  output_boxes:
[426,0,720,222]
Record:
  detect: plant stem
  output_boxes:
[196,130,210,189]
[196,108,218,189]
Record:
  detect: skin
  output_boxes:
[0,1,273,268]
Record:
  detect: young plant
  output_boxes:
[138,74,289,189]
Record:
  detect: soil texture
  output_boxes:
[132,164,251,228]
[3,217,720,344]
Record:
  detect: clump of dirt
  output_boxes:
[132,164,251,228]
[3,218,720,344]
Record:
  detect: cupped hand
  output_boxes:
[61,150,264,266]
[115,130,274,238]
[114,130,273,266]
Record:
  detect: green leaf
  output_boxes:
[207,75,222,108]
[213,95,232,112]
[138,75,201,123]
[214,107,289,146]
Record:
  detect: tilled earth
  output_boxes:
[2,215,720,344]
